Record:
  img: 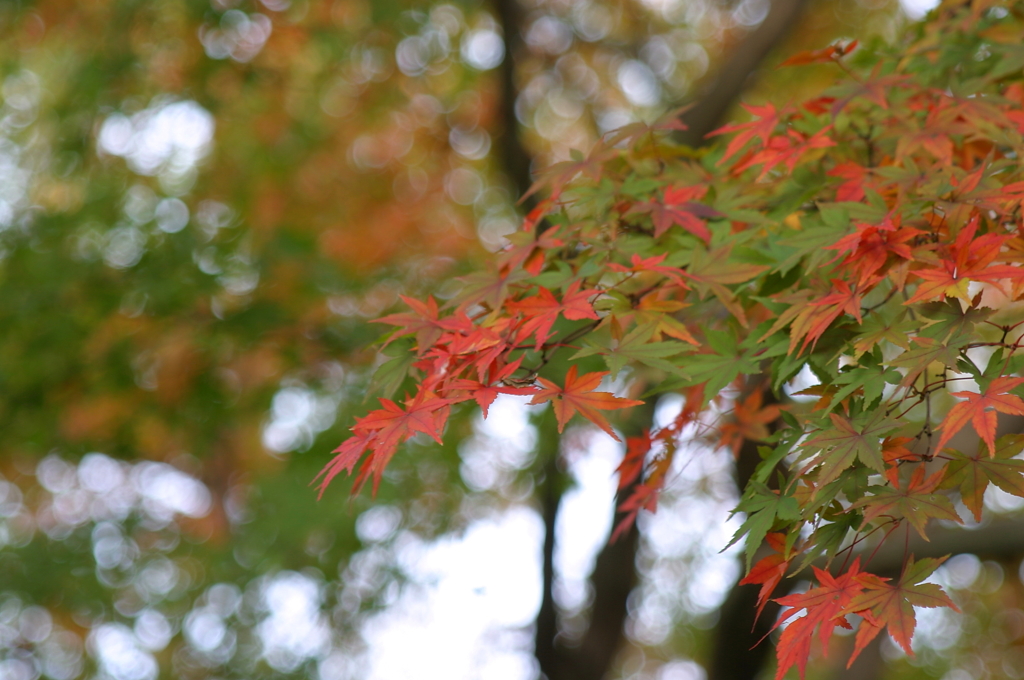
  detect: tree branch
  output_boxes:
[491,0,536,210]
[675,0,810,147]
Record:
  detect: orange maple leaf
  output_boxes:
[528,365,643,440]
[787,280,863,354]
[772,559,866,680]
[717,389,780,455]
[509,281,600,350]
[934,376,1024,454]
[844,556,958,662]
[848,465,961,540]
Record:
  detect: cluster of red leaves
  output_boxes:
[324,7,1024,677]
[761,556,957,680]
[315,279,641,496]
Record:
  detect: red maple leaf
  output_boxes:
[497,219,565,274]
[906,217,1024,304]
[772,559,866,680]
[881,436,918,487]
[739,533,792,619]
[528,365,643,440]
[375,296,472,354]
[827,216,921,287]
[607,252,690,288]
[934,376,1024,454]
[827,162,870,202]
[717,389,780,455]
[508,281,600,350]
[708,102,785,164]
[612,444,674,541]
[313,431,375,499]
[734,127,836,179]
[448,358,535,417]
[627,185,716,240]
[779,40,857,67]
[317,390,452,496]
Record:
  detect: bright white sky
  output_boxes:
[899,0,941,20]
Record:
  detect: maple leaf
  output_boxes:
[520,148,615,204]
[314,432,375,499]
[779,39,857,67]
[573,322,692,379]
[827,216,921,287]
[318,390,452,496]
[801,411,899,487]
[617,430,653,491]
[826,67,910,115]
[528,365,643,440]
[844,556,959,660]
[717,389,780,455]
[508,281,600,350]
[734,127,836,180]
[739,533,792,619]
[455,267,531,311]
[613,451,674,541]
[356,391,450,448]
[375,296,472,354]
[849,466,962,540]
[882,436,918,487]
[779,279,867,355]
[906,217,1024,305]
[685,245,769,328]
[851,309,914,358]
[708,102,785,164]
[627,185,717,240]
[827,162,869,202]
[889,331,970,390]
[606,252,689,288]
[448,358,536,417]
[934,376,1024,454]
[726,481,801,569]
[497,224,565,275]
[945,433,1024,521]
[772,559,866,680]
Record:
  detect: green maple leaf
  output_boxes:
[889,330,971,389]
[573,322,692,378]
[851,308,914,358]
[367,340,417,400]
[726,480,801,569]
[944,433,1024,521]
[849,466,962,540]
[829,356,902,411]
[916,299,993,342]
[681,329,761,395]
[802,411,899,487]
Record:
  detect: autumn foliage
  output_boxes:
[324,3,1024,676]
